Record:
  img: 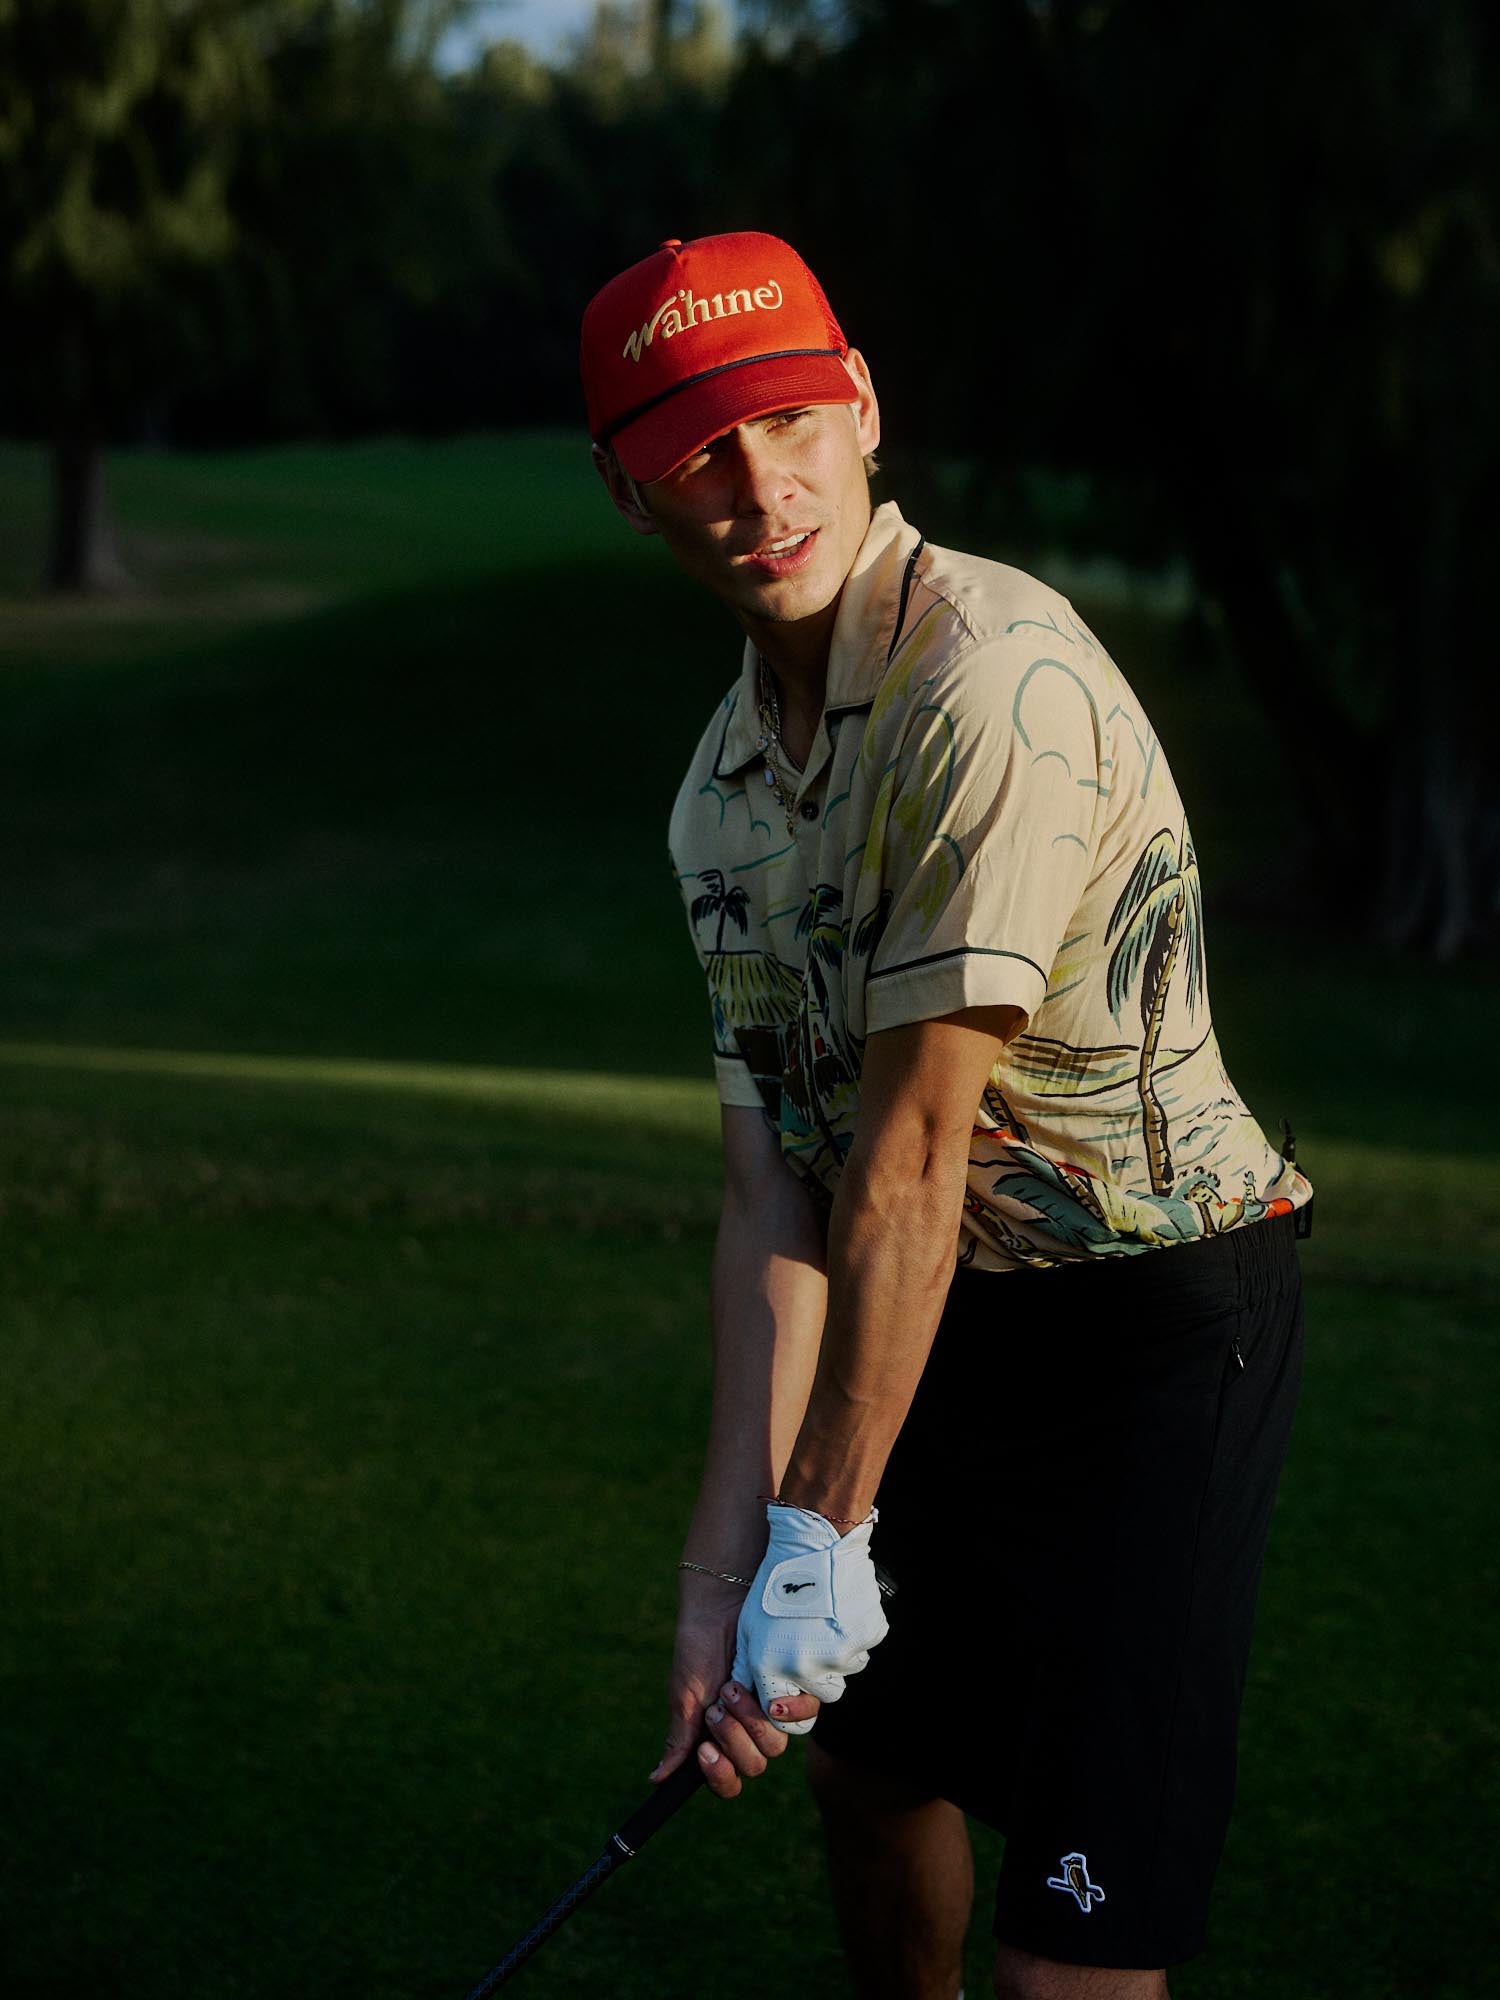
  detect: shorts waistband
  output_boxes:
[951,1211,1298,1296]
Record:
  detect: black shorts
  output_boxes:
[813,1214,1304,1970]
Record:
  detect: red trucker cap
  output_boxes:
[581,232,857,483]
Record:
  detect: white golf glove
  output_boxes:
[731,1503,888,1736]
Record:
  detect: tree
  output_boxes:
[199,0,505,439]
[721,0,1499,956]
[0,0,262,588]
[1055,0,1500,957]
[0,1,496,579]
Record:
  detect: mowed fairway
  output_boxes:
[0,440,1495,1999]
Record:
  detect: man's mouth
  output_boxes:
[741,529,819,577]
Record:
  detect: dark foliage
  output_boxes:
[1,0,1494,952]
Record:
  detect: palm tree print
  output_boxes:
[852,889,893,960]
[1104,823,1205,1193]
[795,882,844,985]
[691,868,750,952]
[796,882,862,1068]
[785,882,861,1166]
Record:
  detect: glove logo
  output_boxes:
[781,1579,816,1594]
[1046,1852,1106,1913]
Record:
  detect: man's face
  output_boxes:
[601,352,881,638]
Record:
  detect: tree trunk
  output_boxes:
[1182,516,1361,880]
[1378,710,1498,962]
[650,0,677,67]
[1377,486,1496,959]
[1177,416,1495,958]
[45,435,129,594]
[1196,515,1495,958]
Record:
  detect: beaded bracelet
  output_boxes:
[677,1559,754,1589]
[757,1495,871,1528]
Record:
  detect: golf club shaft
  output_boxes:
[461,1571,894,1992]
[462,1756,706,1996]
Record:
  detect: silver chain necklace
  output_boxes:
[756,658,801,836]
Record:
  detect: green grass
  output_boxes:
[0,437,1496,1997]
[0,434,629,623]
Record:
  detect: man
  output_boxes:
[581,231,1311,2000]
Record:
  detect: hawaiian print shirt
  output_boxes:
[668,502,1313,1271]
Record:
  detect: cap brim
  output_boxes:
[610,354,859,484]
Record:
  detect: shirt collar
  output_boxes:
[715,502,923,777]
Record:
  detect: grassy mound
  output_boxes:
[0,438,1494,1997]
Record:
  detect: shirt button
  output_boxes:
[799,800,819,822]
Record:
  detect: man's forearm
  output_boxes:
[683,1172,829,1579]
[778,1150,967,1527]
[773,1011,1015,1528]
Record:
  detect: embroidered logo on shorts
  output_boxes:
[1046,1851,1106,1913]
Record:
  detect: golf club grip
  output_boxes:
[462,1579,900,1992]
[614,1748,707,1849]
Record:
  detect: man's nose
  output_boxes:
[728,431,795,514]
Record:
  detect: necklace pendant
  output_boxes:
[762,765,778,789]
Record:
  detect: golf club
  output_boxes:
[460,1753,705,1997]
[461,1565,896,1993]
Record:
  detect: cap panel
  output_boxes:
[581,231,854,477]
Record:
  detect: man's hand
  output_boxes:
[651,1577,819,1799]
[732,1504,888,1731]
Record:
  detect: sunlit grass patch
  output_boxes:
[1296,1137,1500,1297]
[0,1043,722,1233]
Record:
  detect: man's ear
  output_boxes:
[592,444,658,538]
[843,350,881,459]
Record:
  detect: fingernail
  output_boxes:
[723,1683,741,1703]
[700,1743,720,1765]
[706,1703,724,1723]
[648,1763,663,1781]
[769,1701,786,1718]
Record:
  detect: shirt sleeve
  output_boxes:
[862,635,1103,1035]
[713,1050,766,1108]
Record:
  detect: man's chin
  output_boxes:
[734,563,843,626]
[743,595,836,627]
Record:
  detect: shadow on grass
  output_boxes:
[1,556,725,1075]
[2,545,1496,1149]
